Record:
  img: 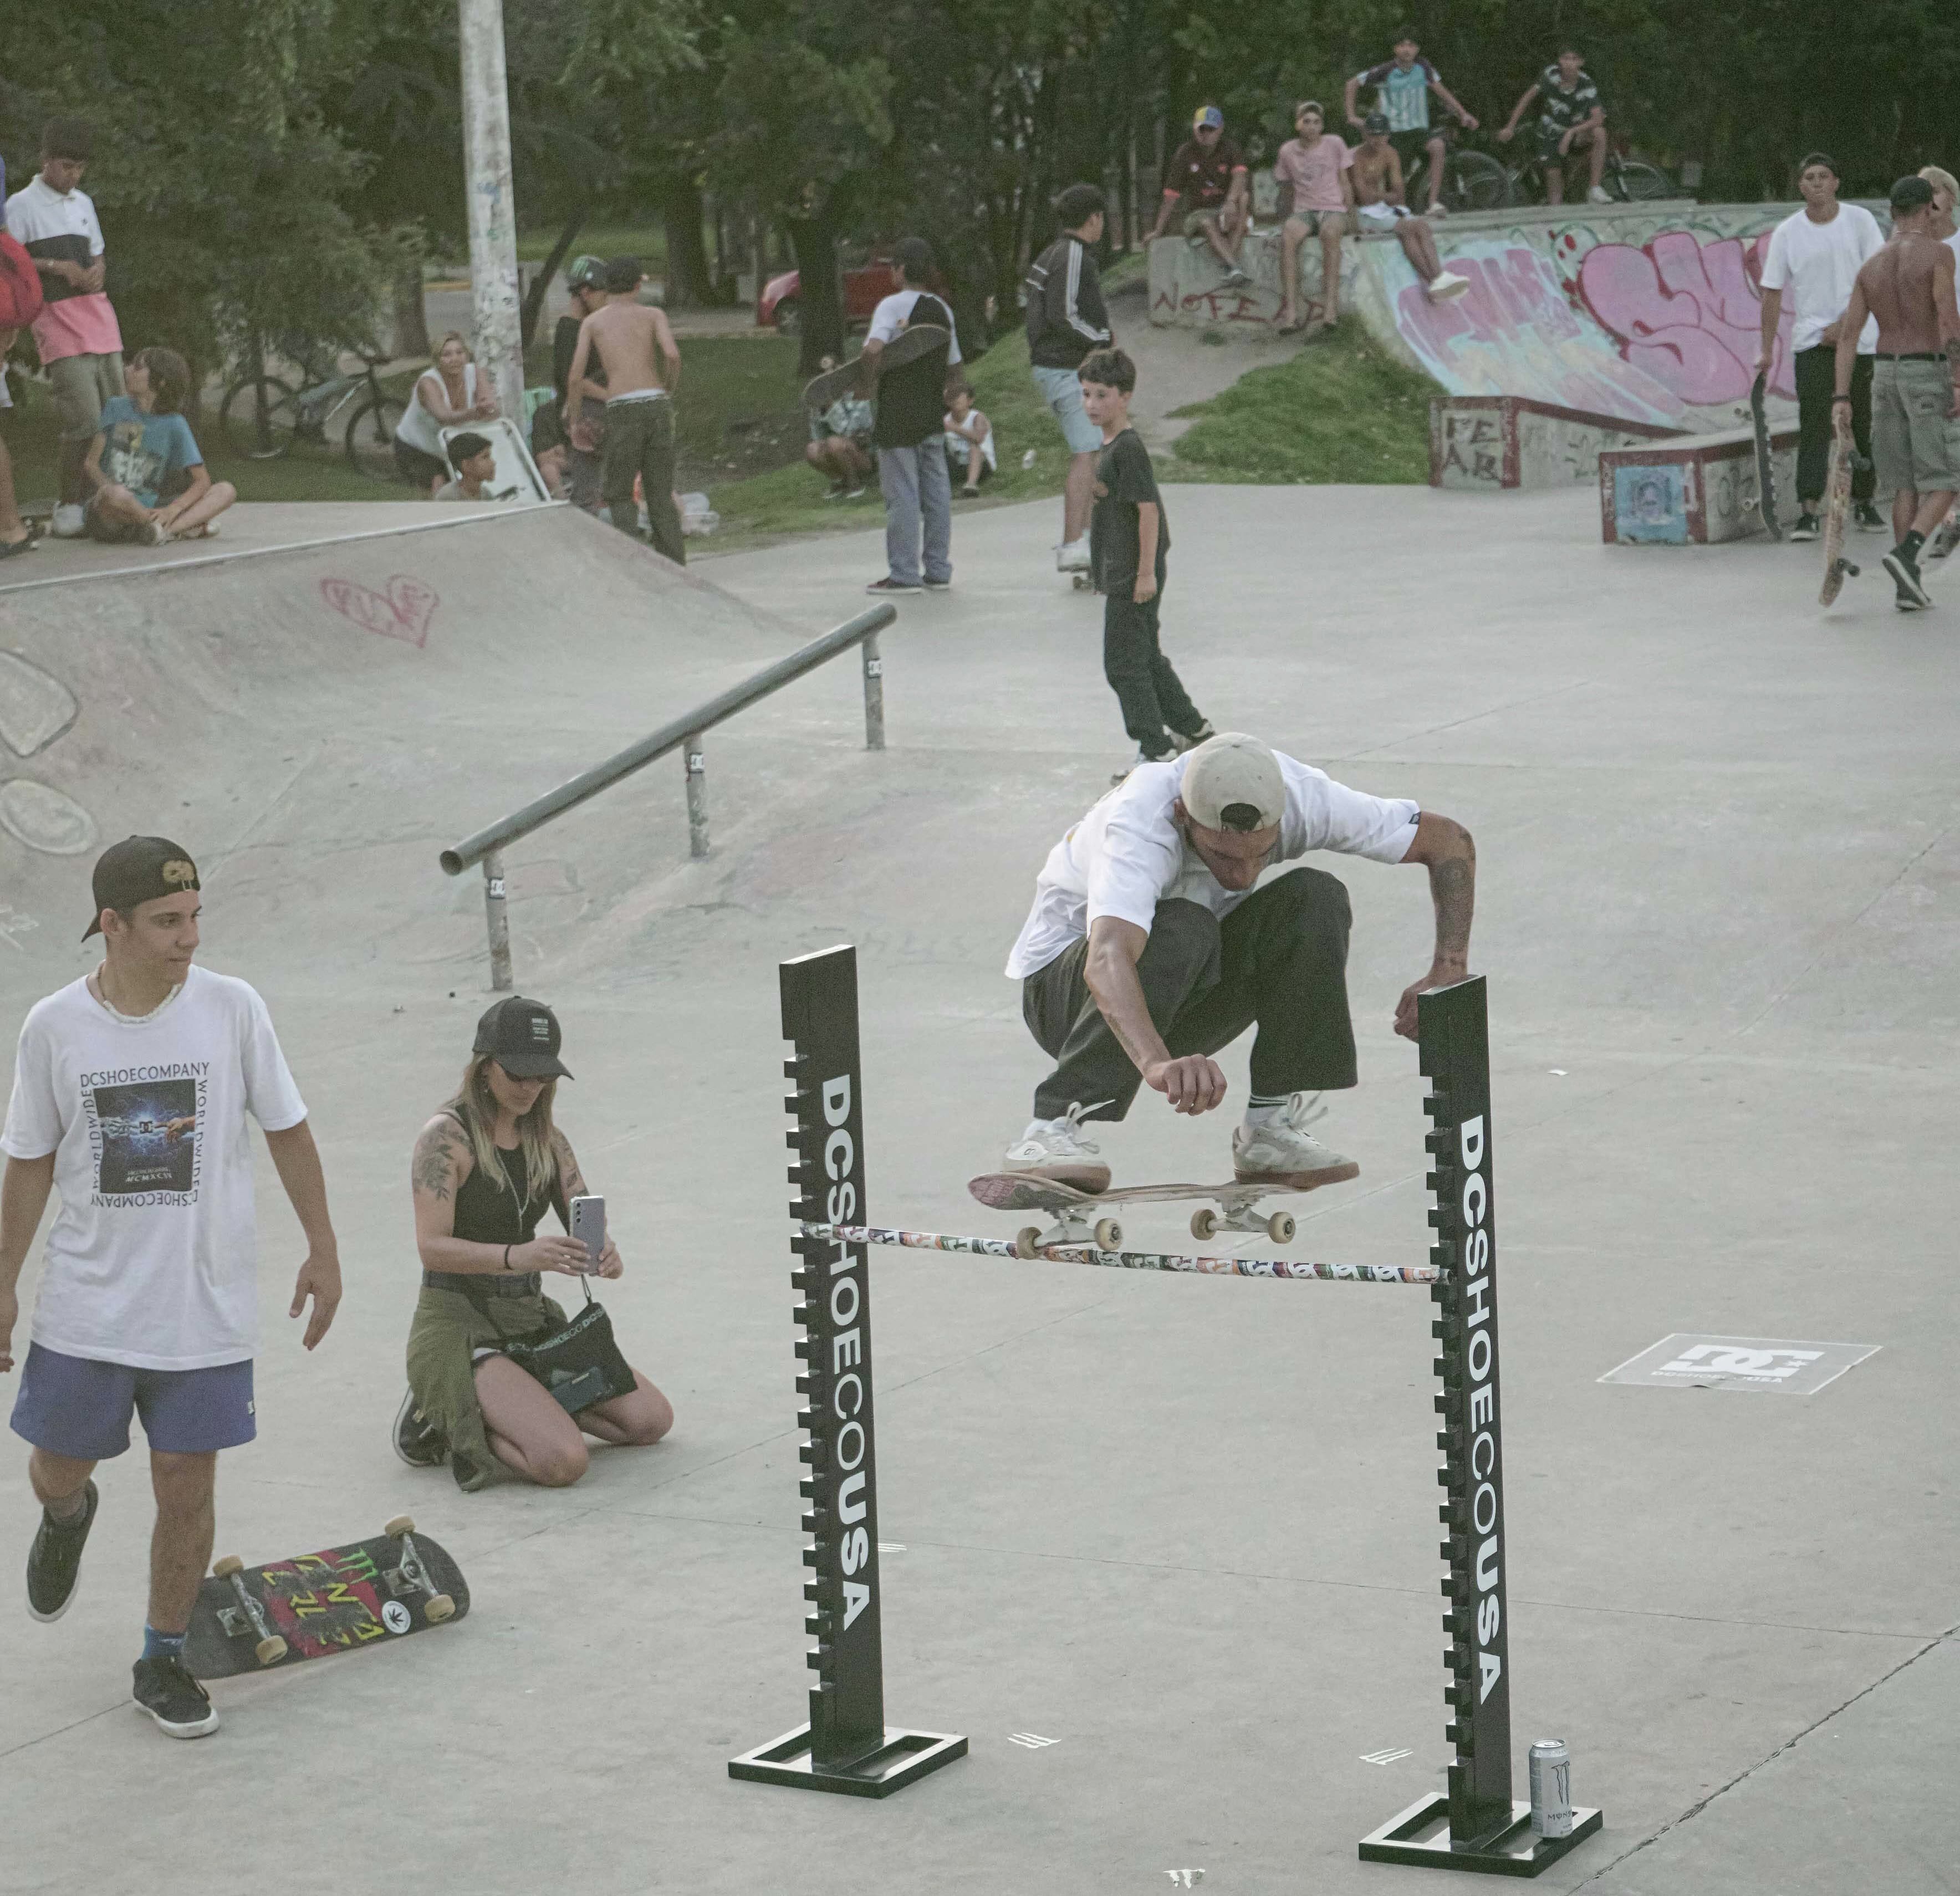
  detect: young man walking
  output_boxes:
[3,119,122,539]
[565,257,685,563]
[1344,35,1478,217]
[1758,152,1885,541]
[1496,46,1612,205]
[1150,108,1252,285]
[999,732,1478,1191]
[862,238,959,595]
[1078,348,1212,773]
[1025,183,1115,576]
[2,838,342,1737]
[1834,176,1960,610]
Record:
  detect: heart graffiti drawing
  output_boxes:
[318,575,440,647]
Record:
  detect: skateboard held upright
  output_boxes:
[1749,371,1782,541]
[1819,403,1860,606]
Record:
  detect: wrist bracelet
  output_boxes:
[503,1243,512,1271]
[1831,394,1852,404]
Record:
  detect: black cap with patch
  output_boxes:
[473,996,573,1079]
[83,836,200,941]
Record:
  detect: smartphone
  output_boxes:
[568,1194,606,1272]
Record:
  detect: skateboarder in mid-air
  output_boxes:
[999,733,1477,1189]
[1834,176,1960,609]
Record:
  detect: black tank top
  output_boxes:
[450,1126,555,1245]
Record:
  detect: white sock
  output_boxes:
[1243,1101,1287,1130]
[1023,1117,1061,1142]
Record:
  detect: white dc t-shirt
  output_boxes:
[1005,753,1421,979]
[2,966,307,1370]
[1760,205,1882,354]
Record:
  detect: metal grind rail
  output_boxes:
[802,1221,1437,1282]
[441,604,894,989]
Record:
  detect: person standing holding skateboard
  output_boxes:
[565,257,685,564]
[1834,176,1960,610]
[1,837,342,1738]
[862,237,959,595]
[998,732,1477,1189]
[1757,153,1885,542]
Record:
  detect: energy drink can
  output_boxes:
[1529,1738,1574,1838]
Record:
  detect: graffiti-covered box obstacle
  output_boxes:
[1430,396,1678,493]
[1598,422,1800,545]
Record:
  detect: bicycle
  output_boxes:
[1403,124,1672,213]
[1491,133,1673,206]
[1400,124,1513,214]
[219,346,408,482]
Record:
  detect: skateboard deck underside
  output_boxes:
[1820,430,1855,606]
[185,1531,469,1679]
[1750,372,1780,541]
[802,324,949,412]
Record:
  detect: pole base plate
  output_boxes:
[728,1723,968,1799]
[1360,1794,1602,1877]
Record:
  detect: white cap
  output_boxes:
[1180,732,1284,831]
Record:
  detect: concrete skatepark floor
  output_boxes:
[1,494,1953,1895]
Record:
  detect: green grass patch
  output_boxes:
[512,224,669,269]
[1165,323,1431,484]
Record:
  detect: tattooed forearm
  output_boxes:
[1430,851,1476,967]
[552,1130,588,1197]
[411,1122,461,1199]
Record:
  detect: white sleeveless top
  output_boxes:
[396,362,478,457]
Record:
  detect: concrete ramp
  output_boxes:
[0,505,850,997]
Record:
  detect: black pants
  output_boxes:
[601,395,686,564]
[1104,585,1203,753]
[1022,870,1355,1121]
[1794,345,1874,508]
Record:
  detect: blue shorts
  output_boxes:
[1031,365,1104,455]
[9,1343,256,1459]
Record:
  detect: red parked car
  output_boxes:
[756,256,903,335]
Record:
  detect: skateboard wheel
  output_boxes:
[1191,1208,1219,1241]
[1093,1217,1122,1252]
[212,1555,244,1579]
[254,1636,288,1667]
[1015,1226,1042,1259]
[1267,1212,1297,1243]
[425,1594,456,1624]
[384,1515,415,1539]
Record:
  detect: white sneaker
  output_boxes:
[1231,1092,1360,1188]
[1056,538,1090,573]
[50,504,86,538]
[1426,201,1449,219]
[1003,1100,1112,1191]
[1426,271,1471,303]
[1588,185,1612,205]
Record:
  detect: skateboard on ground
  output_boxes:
[183,1515,468,1679]
[800,324,950,411]
[1819,406,1860,607]
[1748,371,1781,541]
[968,1171,1355,1253]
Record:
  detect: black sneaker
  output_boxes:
[1884,548,1931,609]
[1854,502,1886,533]
[865,576,921,595]
[1173,720,1217,752]
[1789,513,1820,542]
[392,1387,448,1469]
[922,575,952,591]
[27,1479,98,1622]
[131,1654,220,1739]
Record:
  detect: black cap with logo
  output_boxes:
[473,996,573,1079]
[83,836,200,941]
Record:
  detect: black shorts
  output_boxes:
[1389,126,1443,171]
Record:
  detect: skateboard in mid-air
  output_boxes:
[800,324,950,412]
[183,1516,468,1679]
[1748,371,1781,542]
[968,1168,1357,1254]
[1819,405,1861,607]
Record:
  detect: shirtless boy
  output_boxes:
[1349,114,1468,301]
[565,257,685,564]
[1835,176,1960,609]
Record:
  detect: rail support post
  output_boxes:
[862,633,885,751]
[728,944,966,1798]
[684,733,708,859]
[482,848,512,992]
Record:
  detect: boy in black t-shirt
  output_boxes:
[1080,349,1213,773]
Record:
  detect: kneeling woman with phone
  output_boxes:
[401,998,671,1489]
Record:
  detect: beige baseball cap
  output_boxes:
[1180,733,1284,831]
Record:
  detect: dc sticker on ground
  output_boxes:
[1600,1333,1880,1396]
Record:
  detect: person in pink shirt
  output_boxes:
[3,120,124,539]
[1274,103,1357,338]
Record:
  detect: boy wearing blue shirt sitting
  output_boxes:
[82,347,236,545]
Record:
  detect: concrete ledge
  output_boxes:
[1431,395,1682,491]
[1599,423,1800,544]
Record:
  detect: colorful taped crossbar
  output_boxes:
[802,1221,1436,1284]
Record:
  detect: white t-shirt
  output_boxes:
[867,289,963,364]
[1760,204,1883,354]
[3,173,122,362]
[1005,753,1421,979]
[943,407,996,469]
[2,966,307,1370]
[396,361,479,457]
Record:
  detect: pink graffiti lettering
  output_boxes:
[318,575,440,647]
[1578,231,1793,404]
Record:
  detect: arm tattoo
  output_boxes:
[551,1129,589,1197]
[1431,855,1476,965]
[411,1122,462,1200]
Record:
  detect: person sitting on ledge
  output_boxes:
[1350,114,1469,303]
[81,348,235,545]
[397,998,672,1491]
